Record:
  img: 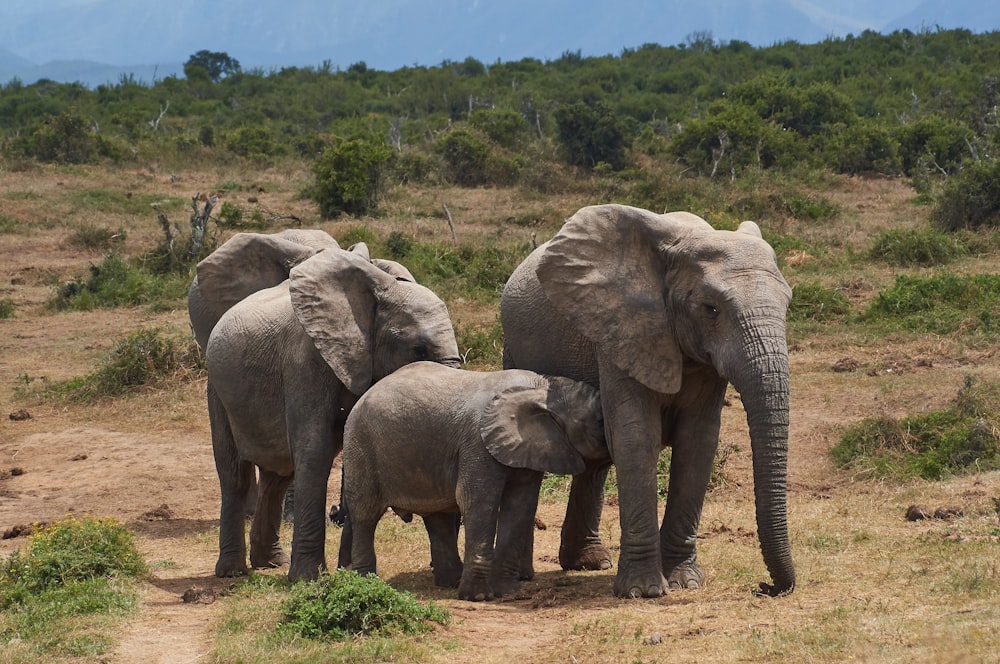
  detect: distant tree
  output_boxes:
[553,101,629,170]
[311,135,392,218]
[183,50,241,83]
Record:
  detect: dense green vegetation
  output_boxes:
[0,517,147,659]
[2,28,1000,227]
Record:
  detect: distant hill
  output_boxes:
[883,0,1000,33]
[0,0,997,87]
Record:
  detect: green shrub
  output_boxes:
[554,100,630,171]
[58,328,202,401]
[0,516,146,608]
[932,159,1000,231]
[437,128,492,186]
[865,273,1000,334]
[279,570,449,641]
[0,298,13,319]
[468,108,528,148]
[832,377,1000,480]
[8,111,103,164]
[868,227,970,266]
[311,136,392,218]
[788,282,852,321]
[225,126,286,162]
[52,252,190,310]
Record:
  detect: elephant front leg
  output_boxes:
[601,362,668,598]
[559,459,613,571]
[492,475,543,597]
[249,469,292,569]
[660,395,724,590]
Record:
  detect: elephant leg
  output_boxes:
[287,420,341,582]
[600,359,669,598]
[423,512,463,587]
[492,475,542,597]
[660,387,725,589]
[250,469,292,569]
[209,380,252,578]
[336,492,352,569]
[457,483,501,601]
[559,459,613,571]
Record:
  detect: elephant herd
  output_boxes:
[188,204,797,601]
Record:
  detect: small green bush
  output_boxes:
[67,225,126,251]
[279,570,449,641]
[0,298,13,319]
[932,159,1000,231]
[311,136,392,218]
[0,516,146,608]
[788,282,852,321]
[866,273,1000,334]
[832,377,1000,480]
[58,328,202,401]
[868,228,970,266]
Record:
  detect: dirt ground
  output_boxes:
[1,168,998,663]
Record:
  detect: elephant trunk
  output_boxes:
[731,315,796,595]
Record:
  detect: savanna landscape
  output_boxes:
[2,28,1000,664]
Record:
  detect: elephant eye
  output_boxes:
[413,345,429,361]
[703,303,719,318]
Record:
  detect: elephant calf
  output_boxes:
[341,361,608,601]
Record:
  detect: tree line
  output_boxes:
[1,29,999,227]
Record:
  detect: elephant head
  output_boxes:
[189,229,341,350]
[536,204,795,595]
[481,377,607,475]
[288,247,461,394]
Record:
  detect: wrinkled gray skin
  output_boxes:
[190,230,460,581]
[342,362,608,601]
[500,204,795,599]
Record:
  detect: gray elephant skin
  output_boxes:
[341,361,608,601]
[189,230,461,581]
[500,204,795,599]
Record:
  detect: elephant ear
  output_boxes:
[289,248,397,395]
[196,232,321,312]
[536,205,706,395]
[346,242,371,261]
[481,384,586,475]
[371,258,416,283]
[737,220,763,238]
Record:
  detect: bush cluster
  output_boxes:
[280,570,449,641]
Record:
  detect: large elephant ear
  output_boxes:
[196,232,321,312]
[289,249,397,395]
[536,204,706,395]
[481,384,586,475]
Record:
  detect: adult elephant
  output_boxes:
[193,231,461,581]
[500,204,795,599]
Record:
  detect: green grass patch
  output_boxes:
[788,281,852,321]
[279,569,449,642]
[0,516,146,659]
[867,227,971,266]
[54,327,203,401]
[832,376,1000,480]
[0,213,18,234]
[865,273,1000,335]
[66,224,127,251]
[454,317,504,369]
[50,251,192,310]
[0,298,14,319]
[67,189,175,216]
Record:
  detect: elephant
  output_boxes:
[340,361,608,601]
[500,204,795,599]
[191,231,461,581]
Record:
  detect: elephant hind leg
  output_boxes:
[422,512,463,587]
[559,460,614,571]
[249,470,292,569]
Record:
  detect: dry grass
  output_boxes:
[2,162,999,663]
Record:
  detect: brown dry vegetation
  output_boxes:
[1,162,999,663]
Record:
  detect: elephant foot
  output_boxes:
[432,564,463,588]
[250,547,290,570]
[490,574,520,597]
[458,580,495,602]
[559,541,613,571]
[665,560,705,590]
[215,556,249,578]
[288,557,326,582]
[613,558,668,599]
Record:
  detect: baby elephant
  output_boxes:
[342,361,607,601]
